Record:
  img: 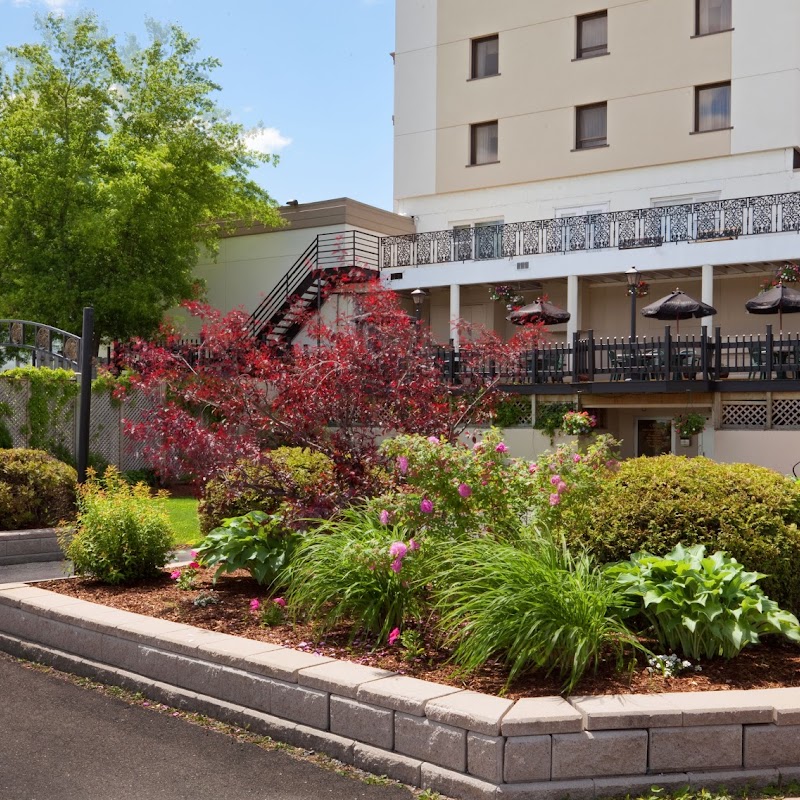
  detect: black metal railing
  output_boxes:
[0,319,82,372]
[379,191,800,268]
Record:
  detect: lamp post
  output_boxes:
[625,267,639,341]
[411,288,427,326]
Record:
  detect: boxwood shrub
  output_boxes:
[0,448,77,530]
[199,447,335,534]
[569,456,800,612]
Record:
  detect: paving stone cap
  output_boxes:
[245,646,335,681]
[357,675,462,715]
[298,659,394,698]
[426,690,513,736]
[570,693,684,730]
[501,697,583,736]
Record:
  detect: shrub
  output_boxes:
[0,448,77,530]
[198,447,336,534]
[608,544,800,659]
[283,507,426,643]
[195,510,296,587]
[573,456,800,611]
[62,467,173,584]
[431,533,640,694]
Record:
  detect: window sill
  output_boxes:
[690,27,734,38]
[571,143,610,152]
[690,126,733,135]
[571,51,610,62]
[466,160,500,168]
[467,73,501,82]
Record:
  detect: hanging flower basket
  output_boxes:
[626,280,650,298]
[760,263,800,292]
[561,410,597,436]
[489,284,524,305]
[673,412,705,438]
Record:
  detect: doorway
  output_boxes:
[636,418,672,457]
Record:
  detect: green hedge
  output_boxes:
[0,448,77,530]
[569,456,800,612]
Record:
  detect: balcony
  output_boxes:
[380,192,800,269]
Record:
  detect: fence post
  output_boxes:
[76,306,94,484]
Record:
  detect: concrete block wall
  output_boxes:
[0,530,62,566]
[1,584,800,800]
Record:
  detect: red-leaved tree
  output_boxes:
[120,280,544,488]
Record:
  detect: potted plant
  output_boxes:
[561,410,597,436]
[673,412,706,442]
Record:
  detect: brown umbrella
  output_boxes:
[640,289,717,334]
[745,283,800,333]
[507,299,571,326]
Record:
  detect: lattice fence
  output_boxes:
[494,395,533,427]
[721,401,768,428]
[772,398,800,428]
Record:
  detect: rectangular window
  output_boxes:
[695,82,731,132]
[576,103,607,149]
[470,121,498,165]
[576,11,608,59]
[696,0,732,35]
[471,35,499,79]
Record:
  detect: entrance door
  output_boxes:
[636,419,672,457]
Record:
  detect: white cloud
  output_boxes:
[243,126,292,155]
[12,0,75,10]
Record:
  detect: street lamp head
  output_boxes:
[411,288,427,306]
[625,266,639,287]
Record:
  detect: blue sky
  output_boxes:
[0,0,396,210]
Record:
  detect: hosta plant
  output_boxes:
[195,510,296,587]
[609,543,800,660]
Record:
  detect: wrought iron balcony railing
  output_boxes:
[380,191,800,269]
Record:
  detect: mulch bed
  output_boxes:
[38,567,800,700]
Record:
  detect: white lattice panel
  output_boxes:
[119,389,159,471]
[722,402,767,428]
[89,391,121,467]
[772,398,800,428]
[498,396,533,427]
[0,382,30,448]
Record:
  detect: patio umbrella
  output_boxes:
[507,299,571,326]
[640,289,717,334]
[745,282,800,333]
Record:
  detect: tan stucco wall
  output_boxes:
[714,430,800,475]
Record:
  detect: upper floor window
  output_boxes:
[470,121,498,165]
[696,0,732,35]
[471,35,499,79]
[576,103,607,149]
[576,11,608,59]
[695,82,731,132]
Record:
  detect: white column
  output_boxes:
[449,283,461,348]
[701,264,714,334]
[566,274,580,341]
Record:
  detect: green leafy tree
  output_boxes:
[0,14,281,348]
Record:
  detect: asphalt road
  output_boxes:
[0,654,414,800]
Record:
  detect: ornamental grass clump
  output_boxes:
[608,543,800,660]
[62,467,172,584]
[431,533,640,694]
[283,507,425,643]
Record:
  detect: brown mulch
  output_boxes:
[38,567,800,700]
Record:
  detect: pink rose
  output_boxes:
[549,493,561,506]
[420,498,434,514]
[557,481,568,494]
[457,482,472,498]
[529,463,539,473]
[495,442,509,453]
[427,436,440,445]
[550,474,561,486]
[573,454,582,463]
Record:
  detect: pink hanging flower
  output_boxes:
[379,509,391,526]
[549,493,561,506]
[557,481,568,494]
[273,597,286,608]
[457,482,472,498]
[397,456,409,475]
[420,498,434,514]
[170,569,181,581]
[408,538,420,551]
[389,541,408,559]
[495,442,509,453]
[390,559,403,574]
[249,598,261,612]
[550,474,561,486]
[388,627,401,645]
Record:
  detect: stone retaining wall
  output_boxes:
[1,583,799,800]
[0,530,62,566]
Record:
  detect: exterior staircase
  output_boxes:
[247,231,381,343]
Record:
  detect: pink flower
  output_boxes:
[273,597,286,608]
[170,569,181,580]
[388,627,401,645]
[473,442,484,451]
[495,442,509,453]
[427,436,440,445]
[249,598,261,612]
[379,509,390,526]
[408,538,420,551]
[389,541,408,559]
[397,456,409,475]
[390,558,403,573]
[557,481,568,494]
[190,550,199,560]
[457,482,472,498]
[529,463,539,473]
[549,493,561,506]
[550,474,561,486]
[420,498,434,514]
[573,454,582,463]
[188,561,200,570]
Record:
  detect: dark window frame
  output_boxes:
[694,81,731,133]
[469,120,499,165]
[575,102,608,150]
[576,11,609,60]
[695,0,732,36]
[470,34,500,80]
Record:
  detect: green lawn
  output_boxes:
[165,498,202,548]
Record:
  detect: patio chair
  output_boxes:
[748,344,769,380]
[539,350,564,383]
[608,350,623,381]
